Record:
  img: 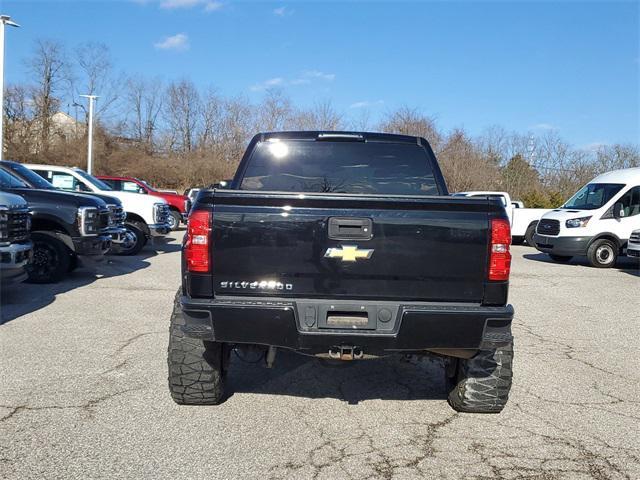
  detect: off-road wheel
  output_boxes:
[548,254,572,263]
[524,222,537,247]
[167,210,182,231]
[27,233,72,284]
[587,238,618,268]
[446,342,513,413]
[168,289,225,405]
[113,222,146,256]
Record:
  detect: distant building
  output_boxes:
[50,112,85,140]
[7,112,85,154]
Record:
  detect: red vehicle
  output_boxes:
[97,176,189,230]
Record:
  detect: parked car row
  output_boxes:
[452,168,640,268]
[0,161,190,287]
[96,175,190,231]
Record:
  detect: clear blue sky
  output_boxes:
[2,0,638,148]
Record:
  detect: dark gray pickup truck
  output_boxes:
[168,131,514,413]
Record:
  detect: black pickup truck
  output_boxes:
[0,168,112,283]
[168,131,514,413]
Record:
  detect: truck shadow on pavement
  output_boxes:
[523,252,639,277]
[225,350,448,404]
[0,240,182,324]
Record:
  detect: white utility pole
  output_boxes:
[0,15,20,163]
[79,94,98,174]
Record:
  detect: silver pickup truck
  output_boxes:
[0,191,32,286]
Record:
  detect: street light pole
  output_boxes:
[79,94,98,174]
[0,15,20,163]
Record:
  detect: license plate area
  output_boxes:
[317,304,377,330]
[297,300,399,332]
[326,312,369,328]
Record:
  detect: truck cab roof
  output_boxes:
[256,131,425,144]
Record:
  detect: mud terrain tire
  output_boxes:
[446,342,513,413]
[167,289,225,405]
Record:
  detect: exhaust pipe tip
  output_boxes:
[328,348,341,359]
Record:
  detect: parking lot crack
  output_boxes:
[114,330,164,355]
[515,321,638,384]
[0,405,26,422]
[509,402,634,479]
[0,388,142,422]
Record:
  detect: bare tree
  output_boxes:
[218,95,254,162]
[27,40,68,153]
[198,87,223,151]
[256,89,293,132]
[378,107,442,152]
[348,108,373,132]
[477,126,532,168]
[438,129,500,192]
[3,85,36,159]
[595,144,640,172]
[293,100,343,130]
[164,79,201,153]
[70,42,120,122]
[125,76,164,152]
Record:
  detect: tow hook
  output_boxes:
[328,346,364,361]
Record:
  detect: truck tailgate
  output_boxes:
[208,191,497,303]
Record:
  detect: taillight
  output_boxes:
[185,210,211,272]
[488,218,511,281]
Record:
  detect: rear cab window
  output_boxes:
[32,169,90,192]
[239,139,441,195]
[101,179,120,190]
[122,181,144,193]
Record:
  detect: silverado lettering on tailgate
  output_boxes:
[219,280,293,291]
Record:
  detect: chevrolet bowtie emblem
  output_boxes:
[324,245,374,262]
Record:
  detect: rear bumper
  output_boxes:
[179,296,514,354]
[0,242,33,286]
[533,234,591,256]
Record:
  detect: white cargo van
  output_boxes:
[533,167,640,267]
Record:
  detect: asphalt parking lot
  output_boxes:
[1,231,639,480]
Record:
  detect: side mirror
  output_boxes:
[613,202,625,220]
